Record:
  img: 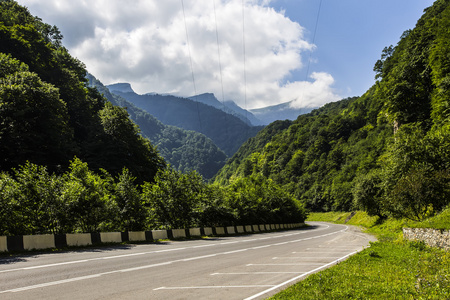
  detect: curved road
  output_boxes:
[0,222,376,299]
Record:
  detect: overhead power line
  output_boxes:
[181,0,202,131]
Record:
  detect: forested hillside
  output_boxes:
[0,0,164,181]
[215,0,450,220]
[110,89,263,157]
[89,75,227,179]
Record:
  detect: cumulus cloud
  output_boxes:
[19,0,341,109]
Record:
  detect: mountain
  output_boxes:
[249,101,316,125]
[107,82,135,93]
[107,86,263,157]
[187,93,261,126]
[214,0,450,219]
[90,76,227,179]
[0,1,164,182]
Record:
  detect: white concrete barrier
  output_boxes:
[100,232,122,243]
[152,230,168,240]
[172,229,186,238]
[236,226,245,233]
[203,227,213,236]
[128,231,146,242]
[226,226,235,234]
[0,236,7,252]
[245,225,252,232]
[23,234,55,250]
[189,228,202,237]
[66,233,91,246]
[215,227,225,235]
[259,224,265,231]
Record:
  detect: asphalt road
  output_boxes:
[0,222,376,300]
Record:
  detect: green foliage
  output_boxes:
[0,54,73,170]
[142,169,208,229]
[224,175,307,225]
[352,170,384,217]
[113,168,147,231]
[60,158,113,233]
[381,124,450,220]
[0,1,165,182]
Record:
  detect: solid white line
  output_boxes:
[182,254,217,261]
[272,256,342,259]
[154,285,275,290]
[222,249,248,255]
[294,250,356,253]
[247,263,324,266]
[251,245,271,249]
[244,250,360,300]
[211,272,304,275]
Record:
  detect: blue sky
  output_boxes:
[271,0,435,98]
[20,0,435,109]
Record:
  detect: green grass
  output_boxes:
[270,209,450,299]
[270,240,450,299]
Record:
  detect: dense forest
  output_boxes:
[214,0,450,221]
[0,0,306,235]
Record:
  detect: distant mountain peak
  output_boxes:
[107,83,135,94]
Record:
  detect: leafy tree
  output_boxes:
[60,158,113,233]
[142,168,206,229]
[7,162,62,235]
[97,102,165,182]
[113,168,147,231]
[0,172,19,235]
[0,54,73,171]
[352,170,384,218]
[224,175,306,225]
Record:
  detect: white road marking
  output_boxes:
[211,272,304,275]
[247,263,324,266]
[272,256,343,259]
[154,285,275,290]
[244,250,360,300]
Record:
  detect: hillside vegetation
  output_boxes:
[0,0,164,181]
[89,75,228,179]
[214,0,450,221]
[112,89,263,157]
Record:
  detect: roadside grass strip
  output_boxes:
[269,241,450,299]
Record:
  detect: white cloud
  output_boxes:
[19,0,341,109]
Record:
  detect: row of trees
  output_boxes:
[0,159,306,236]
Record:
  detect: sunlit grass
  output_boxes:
[270,209,450,299]
[270,240,450,299]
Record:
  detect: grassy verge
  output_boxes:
[270,209,450,299]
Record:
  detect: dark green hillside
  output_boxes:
[215,0,450,218]
[89,75,227,179]
[111,90,263,157]
[0,0,164,181]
